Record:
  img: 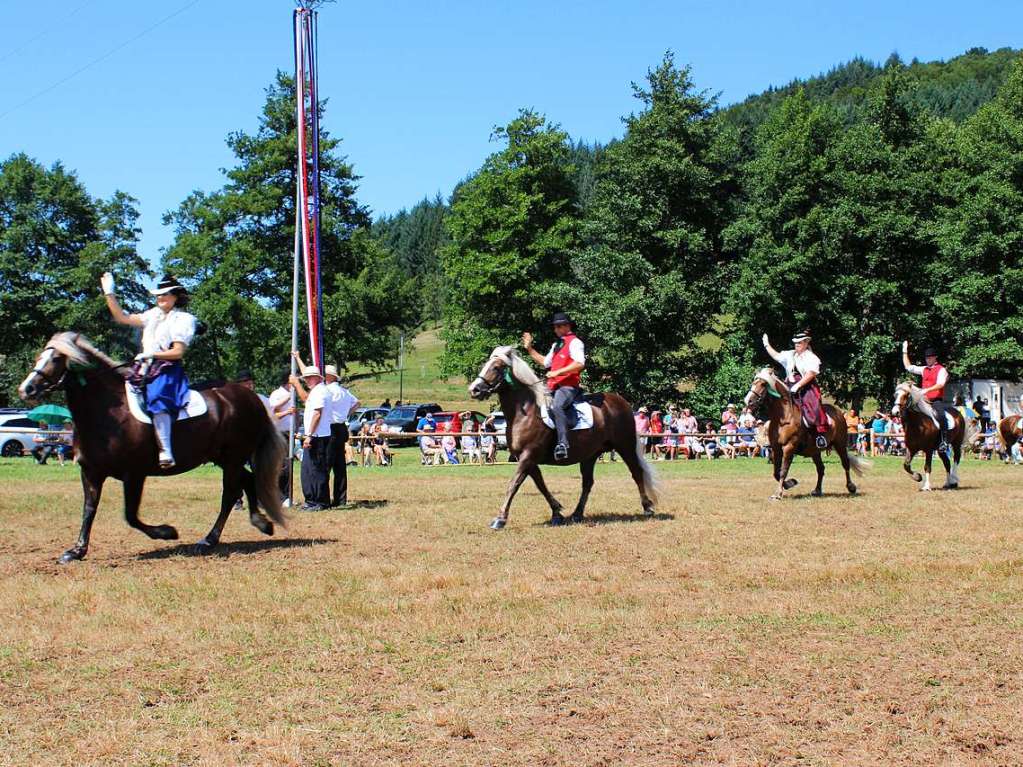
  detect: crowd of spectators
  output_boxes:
[633,403,768,461]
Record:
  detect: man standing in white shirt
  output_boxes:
[298,366,333,511]
[324,364,359,507]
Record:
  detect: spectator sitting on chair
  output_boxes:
[701,422,721,459]
[460,423,481,465]
[32,421,57,465]
[736,423,757,457]
[440,422,459,464]
[419,425,442,465]
[371,416,390,466]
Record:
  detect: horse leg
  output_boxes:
[570,457,597,523]
[939,447,954,489]
[526,466,565,525]
[490,457,532,530]
[619,441,655,516]
[837,444,857,495]
[920,451,933,492]
[903,450,921,483]
[771,446,797,500]
[810,452,825,497]
[123,475,178,541]
[948,444,962,489]
[241,467,273,535]
[196,464,246,551]
[59,471,105,564]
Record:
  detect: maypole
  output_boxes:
[289,3,328,504]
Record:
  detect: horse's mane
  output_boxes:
[896,381,938,421]
[490,345,547,409]
[48,332,125,373]
[756,367,791,400]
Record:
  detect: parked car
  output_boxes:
[433,410,487,434]
[0,412,42,457]
[347,407,390,435]
[382,403,442,444]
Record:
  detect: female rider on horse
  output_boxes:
[522,312,585,462]
[101,272,197,468]
[762,329,829,448]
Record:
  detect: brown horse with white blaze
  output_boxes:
[468,346,658,529]
[18,332,287,563]
[744,367,868,500]
[892,382,974,491]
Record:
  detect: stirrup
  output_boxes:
[815,435,828,449]
[158,451,176,468]
[553,443,569,461]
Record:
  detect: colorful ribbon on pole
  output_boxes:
[294,7,324,369]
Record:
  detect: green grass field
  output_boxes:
[2,450,1022,766]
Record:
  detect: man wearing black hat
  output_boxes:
[522,312,586,461]
[902,341,951,450]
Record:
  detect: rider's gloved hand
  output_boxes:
[100,272,116,295]
[762,333,770,348]
[134,352,154,362]
[902,340,908,354]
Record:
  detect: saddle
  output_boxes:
[540,401,594,431]
[125,382,208,424]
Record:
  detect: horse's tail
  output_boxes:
[847,454,871,477]
[253,416,287,527]
[635,438,660,507]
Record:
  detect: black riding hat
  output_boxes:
[150,274,188,297]
[235,369,254,383]
[923,347,939,357]
[551,312,575,327]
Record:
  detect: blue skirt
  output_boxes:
[146,362,191,416]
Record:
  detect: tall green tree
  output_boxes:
[163,72,417,386]
[932,55,1023,378]
[726,64,949,405]
[0,154,149,404]
[568,52,740,402]
[440,109,579,376]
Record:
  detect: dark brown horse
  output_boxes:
[744,367,868,500]
[468,346,658,529]
[997,414,1022,457]
[892,382,974,491]
[18,332,286,563]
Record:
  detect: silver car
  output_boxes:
[0,412,42,457]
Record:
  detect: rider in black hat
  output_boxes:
[522,312,586,461]
[902,341,951,451]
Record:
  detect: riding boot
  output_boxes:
[152,412,176,468]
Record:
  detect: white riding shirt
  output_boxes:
[774,348,821,383]
[137,307,197,355]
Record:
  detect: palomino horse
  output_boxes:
[744,367,867,500]
[468,346,658,529]
[18,333,286,563]
[892,382,974,490]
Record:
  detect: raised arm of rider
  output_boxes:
[104,293,144,328]
[901,341,913,372]
[762,334,783,364]
[521,332,548,367]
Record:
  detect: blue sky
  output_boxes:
[1,0,1020,268]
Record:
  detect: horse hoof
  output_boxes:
[783,479,798,490]
[549,514,565,527]
[193,538,219,555]
[848,484,857,495]
[250,514,274,536]
[769,494,782,502]
[811,490,823,497]
[568,513,585,525]
[489,517,506,530]
[912,473,922,482]
[919,487,932,493]
[944,483,958,490]
[643,506,655,517]
[58,548,85,564]
[151,525,179,541]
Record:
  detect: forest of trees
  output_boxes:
[2,46,1021,415]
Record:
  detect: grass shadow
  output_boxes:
[532,512,676,527]
[137,537,338,560]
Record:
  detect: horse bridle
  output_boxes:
[471,356,511,397]
[27,348,68,394]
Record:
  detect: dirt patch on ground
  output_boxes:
[1,455,1022,765]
